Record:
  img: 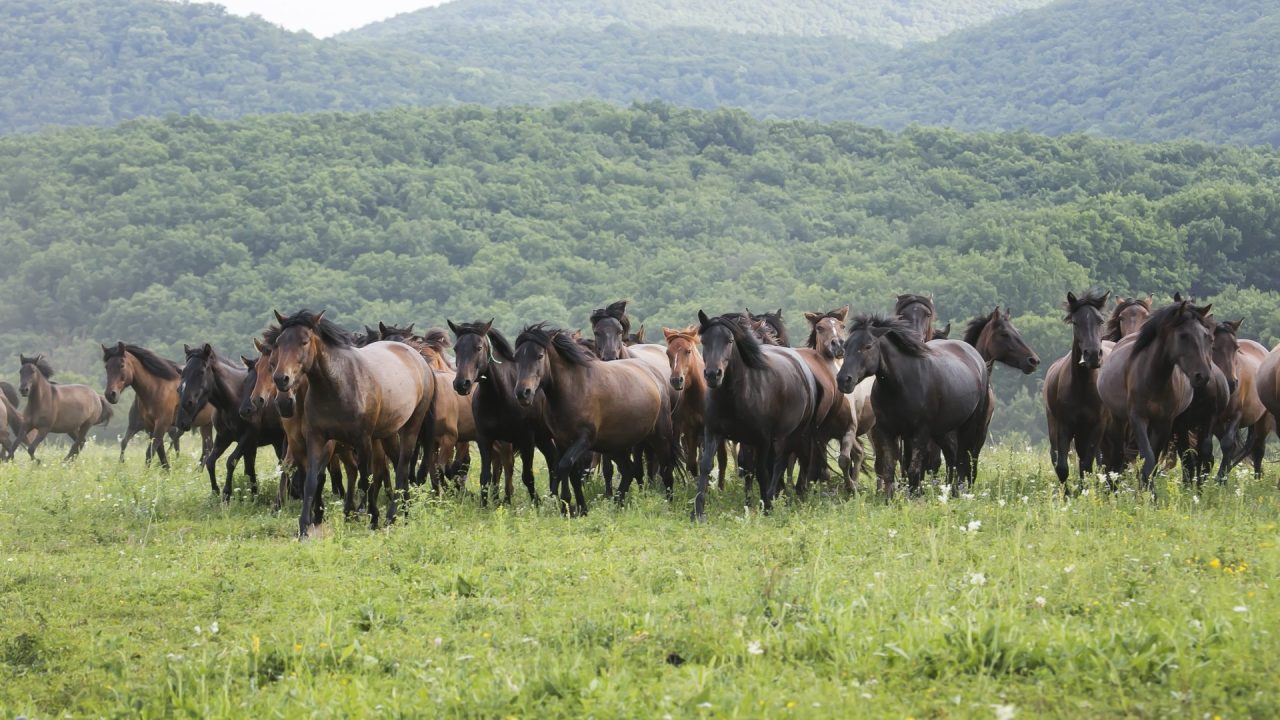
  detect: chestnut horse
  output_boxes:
[663,326,727,486]
[1043,290,1109,494]
[837,315,990,497]
[18,354,112,461]
[514,325,674,515]
[102,343,213,469]
[269,310,435,536]
[1097,301,1215,495]
[1217,331,1271,480]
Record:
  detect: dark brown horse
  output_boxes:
[1103,296,1153,341]
[1043,290,1109,494]
[103,343,214,469]
[177,344,286,500]
[894,294,940,341]
[1097,301,1215,495]
[694,311,822,519]
[747,309,790,347]
[1252,343,1280,485]
[450,320,559,506]
[837,315,990,497]
[1171,319,1239,486]
[663,326,728,486]
[269,310,435,536]
[514,325,673,514]
[19,355,112,461]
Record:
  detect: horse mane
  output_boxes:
[894,294,934,315]
[0,381,18,407]
[1131,302,1211,355]
[590,300,631,334]
[277,310,352,348]
[1064,288,1109,321]
[705,314,768,369]
[749,309,788,346]
[517,324,597,368]
[664,325,699,346]
[803,309,845,349]
[962,311,1005,347]
[105,344,181,380]
[850,314,931,357]
[20,355,55,378]
[1103,296,1151,341]
[453,322,515,361]
[421,328,452,350]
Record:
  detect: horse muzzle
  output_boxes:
[19,387,29,398]
[515,387,534,407]
[104,389,119,404]
[1191,372,1209,389]
[273,374,291,392]
[703,368,724,388]
[670,376,685,391]
[837,375,854,394]
[275,394,296,418]
[1023,356,1041,374]
[454,378,474,396]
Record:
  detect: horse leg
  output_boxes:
[1213,418,1242,484]
[477,435,495,507]
[1131,416,1164,499]
[220,440,247,503]
[299,437,333,539]
[613,451,638,505]
[600,454,614,499]
[691,429,723,522]
[383,435,405,525]
[243,441,261,496]
[364,440,387,529]
[516,439,539,505]
[871,427,896,499]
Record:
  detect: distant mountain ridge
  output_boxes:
[343,0,1056,46]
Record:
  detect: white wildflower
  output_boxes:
[967,519,982,532]
[210,621,219,635]
[1234,606,1249,613]
[746,640,764,656]
[1034,596,1046,608]
[992,704,1017,720]
[1063,565,1075,574]
[968,572,987,586]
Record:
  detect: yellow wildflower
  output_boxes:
[1209,558,1221,569]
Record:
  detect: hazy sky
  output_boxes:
[210,0,451,37]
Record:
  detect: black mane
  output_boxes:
[454,322,515,361]
[277,310,352,348]
[19,355,55,378]
[849,314,931,357]
[703,313,768,370]
[894,294,934,315]
[1132,302,1209,355]
[590,299,631,334]
[1064,288,1109,321]
[962,311,1000,347]
[516,324,596,367]
[105,343,181,380]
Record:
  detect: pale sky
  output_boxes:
[208,0,452,38]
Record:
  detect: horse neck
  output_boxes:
[303,343,354,399]
[543,348,588,402]
[1133,331,1180,384]
[209,361,247,413]
[25,370,53,415]
[480,346,519,400]
[874,339,921,390]
[1068,333,1096,385]
[127,354,176,406]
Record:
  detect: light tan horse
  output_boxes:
[102,343,214,469]
[18,355,112,461]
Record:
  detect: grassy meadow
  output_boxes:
[0,441,1277,718]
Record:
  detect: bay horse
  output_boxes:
[1097,300,1215,495]
[18,355,112,461]
[119,400,182,463]
[1216,331,1271,480]
[242,341,356,512]
[663,326,727,487]
[1042,290,1109,494]
[1,382,26,460]
[837,315,990,497]
[177,344,286,500]
[449,319,557,506]
[102,342,213,469]
[1252,343,1280,485]
[1170,319,1238,486]
[795,308,858,492]
[513,324,674,515]
[694,311,821,519]
[894,294,940,341]
[269,310,435,536]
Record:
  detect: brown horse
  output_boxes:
[894,294,941,341]
[242,341,357,512]
[18,355,112,461]
[1097,301,1215,495]
[1217,332,1271,480]
[268,310,434,536]
[1043,290,1109,494]
[799,308,858,491]
[119,400,182,463]
[1252,343,1280,485]
[514,325,674,514]
[1171,319,1238,485]
[663,326,728,486]
[1103,296,1153,341]
[103,343,213,469]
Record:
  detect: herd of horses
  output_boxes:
[1,291,1277,537]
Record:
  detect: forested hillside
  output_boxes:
[3,103,1279,439]
[0,0,513,134]
[3,0,1277,147]
[345,0,1053,45]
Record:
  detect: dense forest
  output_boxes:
[3,0,1277,147]
[2,103,1279,441]
[345,0,1053,45]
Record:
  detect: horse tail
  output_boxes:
[0,381,18,408]
[96,396,114,426]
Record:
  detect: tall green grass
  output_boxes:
[0,442,1276,717]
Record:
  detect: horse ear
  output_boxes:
[1198,304,1213,317]
[1100,291,1111,306]
[635,326,645,342]
[662,327,677,341]
[775,308,783,318]
[869,325,891,338]
[406,323,415,334]
[101,344,110,360]
[1173,292,1184,303]
[697,310,711,328]
[312,310,325,327]
[117,341,126,354]
[183,343,192,354]
[803,311,820,325]
[483,318,494,333]
[241,356,254,368]
[379,321,389,335]
[1066,291,1078,306]
[254,338,268,353]
[447,319,460,334]
[1229,318,1244,331]
[607,300,628,319]
[273,309,286,324]
[834,306,849,322]
[201,343,213,358]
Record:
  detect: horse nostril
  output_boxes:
[1029,357,1040,366]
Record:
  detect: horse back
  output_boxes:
[354,342,434,432]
